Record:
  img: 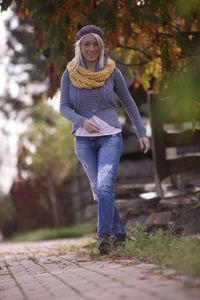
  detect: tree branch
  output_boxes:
[113,58,149,67]
[116,43,151,59]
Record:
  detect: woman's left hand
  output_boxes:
[139,137,150,154]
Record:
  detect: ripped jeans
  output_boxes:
[75,133,125,237]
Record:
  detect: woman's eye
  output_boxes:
[83,42,98,48]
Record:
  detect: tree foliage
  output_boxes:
[0,4,48,194]
[16,101,76,226]
[0,3,47,118]
[17,101,75,182]
[2,0,200,98]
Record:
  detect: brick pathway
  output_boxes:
[0,238,200,300]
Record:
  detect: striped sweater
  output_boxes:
[59,66,147,138]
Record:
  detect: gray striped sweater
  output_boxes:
[59,66,147,138]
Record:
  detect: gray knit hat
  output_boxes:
[76,25,104,41]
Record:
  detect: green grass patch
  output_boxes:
[116,225,200,277]
[85,224,200,277]
[8,223,97,242]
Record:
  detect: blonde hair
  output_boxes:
[73,33,105,69]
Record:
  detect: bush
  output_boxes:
[0,194,16,238]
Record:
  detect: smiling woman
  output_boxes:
[59,24,150,255]
[79,35,101,68]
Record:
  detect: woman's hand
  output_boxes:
[83,119,100,133]
[139,137,150,154]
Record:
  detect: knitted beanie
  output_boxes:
[76,25,104,41]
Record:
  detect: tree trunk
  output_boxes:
[47,176,60,227]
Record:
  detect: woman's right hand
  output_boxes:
[83,119,100,133]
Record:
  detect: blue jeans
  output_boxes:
[75,133,125,237]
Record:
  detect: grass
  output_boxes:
[6,222,200,277]
[85,224,200,277]
[8,223,97,242]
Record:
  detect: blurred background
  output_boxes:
[0,0,200,241]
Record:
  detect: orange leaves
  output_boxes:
[120,4,131,21]
[17,7,29,20]
[151,43,159,60]
[134,71,142,89]
[175,17,186,31]
[14,0,200,99]
[48,3,70,24]
[143,24,157,41]
[154,58,162,76]
[47,1,83,26]
[35,35,46,49]
[168,44,181,67]
[83,1,95,14]
[134,59,162,91]
[49,10,61,25]
[106,28,121,50]
[107,0,115,5]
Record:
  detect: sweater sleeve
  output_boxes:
[113,67,147,138]
[59,70,86,127]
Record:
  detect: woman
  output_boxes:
[60,25,150,254]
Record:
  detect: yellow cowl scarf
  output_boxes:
[67,58,116,89]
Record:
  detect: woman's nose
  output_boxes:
[89,44,95,51]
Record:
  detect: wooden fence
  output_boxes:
[148,91,200,198]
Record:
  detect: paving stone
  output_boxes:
[0,238,200,300]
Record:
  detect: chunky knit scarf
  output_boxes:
[67,58,115,89]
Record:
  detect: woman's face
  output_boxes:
[80,34,100,64]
